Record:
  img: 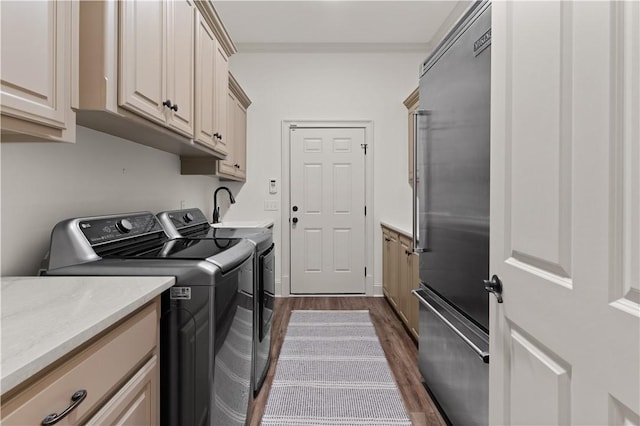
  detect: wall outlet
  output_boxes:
[264,200,279,211]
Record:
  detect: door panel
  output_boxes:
[219,91,237,175]
[119,0,165,124]
[166,0,195,137]
[291,128,366,294]
[490,2,640,425]
[194,11,216,149]
[213,44,228,154]
[0,1,69,129]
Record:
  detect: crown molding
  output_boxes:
[195,1,237,57]
[228,73,251,108]
[234,42,433,54]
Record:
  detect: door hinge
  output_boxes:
[360,143,368,154]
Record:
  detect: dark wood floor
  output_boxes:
[248,297,446,426]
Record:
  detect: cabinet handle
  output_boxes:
[162,99,173,109]
[384,238,390,242]
[170,103,178,112]
[234,164,240,168]
[41,390,87,425]
[213,133,221,139]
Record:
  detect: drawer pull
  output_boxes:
[41,389,87,425]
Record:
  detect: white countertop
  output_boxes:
[380,221,412,237]
[1,276,174,394]
[212,220,274,229]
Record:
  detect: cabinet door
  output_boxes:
[387,230,400,309]
[218,91,237,177]
[382,229,392,297]
[235,102,247,180]
[1,1,71,132]
[165,0,195,137]
[119,0,166,125]
[398,234,412,324]
[86,355,159,425]
[193,10,218,150]
[213,43,229,154]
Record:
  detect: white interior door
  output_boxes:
[490,2,639,425]
[290,127,366,294]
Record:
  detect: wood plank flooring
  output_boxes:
[248,297,446,426]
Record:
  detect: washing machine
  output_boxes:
[41,212,254,426]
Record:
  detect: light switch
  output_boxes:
[264,200,279,211]
[269,180,277,194]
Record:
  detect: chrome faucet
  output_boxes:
[213,186,235,223]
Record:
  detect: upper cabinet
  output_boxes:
[0,0,79,143]
[182,73,251,181]
[217,74,249,181]
[404,88,419,185]
[119,0,195,137]
[77,0,235,157]
[213,45,229,153]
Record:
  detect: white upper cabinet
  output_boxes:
[0,0,78,142]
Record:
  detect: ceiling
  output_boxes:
[213,1,472,53]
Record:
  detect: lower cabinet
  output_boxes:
[1,299,160,425]
[382,224,419,340]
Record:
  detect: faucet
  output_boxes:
[213,186,236,224]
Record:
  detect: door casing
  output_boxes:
[280,120,374,297]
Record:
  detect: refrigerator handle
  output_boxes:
[412,110,419,252]
[412,289,490,363]
[413,110,430,253]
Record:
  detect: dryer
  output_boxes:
[157,208,274,395]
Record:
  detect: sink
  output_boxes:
[211,220,274,229]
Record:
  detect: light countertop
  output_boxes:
[1,276,174,394]
[212,220,274,229]
[380,221,412,237]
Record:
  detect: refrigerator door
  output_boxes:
[417,2,491,331]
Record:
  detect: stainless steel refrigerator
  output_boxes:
[412,2,491,425]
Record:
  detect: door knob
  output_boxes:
[292,217,298,224]
[484,275,503,303]
[292,206,298,212]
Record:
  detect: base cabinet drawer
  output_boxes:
[1,300,159,426]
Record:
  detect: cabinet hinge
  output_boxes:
[360,143,368,154]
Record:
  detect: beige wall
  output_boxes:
[1,52,425,288]
[225,52,423,295]
[1,126,221,275]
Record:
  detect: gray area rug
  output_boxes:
[261,310,411,425]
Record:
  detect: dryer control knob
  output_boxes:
[183,212,194,223]
[116,219,133,234]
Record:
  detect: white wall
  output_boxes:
[1,126,221,275]
[225,52,423,295]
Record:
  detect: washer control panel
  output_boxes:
[79,213,164,245]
